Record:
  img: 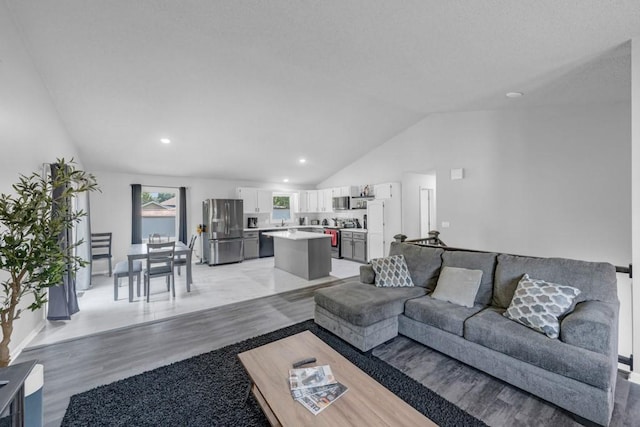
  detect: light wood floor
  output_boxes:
[19,284,640,427]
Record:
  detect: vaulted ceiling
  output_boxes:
[6,1,640,185]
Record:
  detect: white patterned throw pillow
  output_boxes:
[371,255,414,288]
[503,274,581,339]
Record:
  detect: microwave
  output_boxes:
[332,196,350,210]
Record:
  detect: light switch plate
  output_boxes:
[441,221,450,228]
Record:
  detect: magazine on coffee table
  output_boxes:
[294,382,349,415]
[288,365,336,390]
[288,365,348,415]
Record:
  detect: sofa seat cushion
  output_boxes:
[561,300,618,355]
[465,307,612,389]
[314,282,426,327]
[404,296,485,336]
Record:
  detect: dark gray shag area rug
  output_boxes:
[62,320,487,426]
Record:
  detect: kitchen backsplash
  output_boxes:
[244,210,365,227]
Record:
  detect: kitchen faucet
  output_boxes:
[281,218,285,226]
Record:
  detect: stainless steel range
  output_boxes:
[324,226,342,259]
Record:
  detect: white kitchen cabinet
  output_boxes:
[298,190,318,212]
[317,188,333,213]
[308,190,319,212]
[236,187,273,214]
[257,190,272,212]
[374,183,396,200]
[237,187,256,213]
[333,186,359,197]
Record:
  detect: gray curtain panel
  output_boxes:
[75,192,92,291]
[47,163,80,321]
[131,184,142,244]
[179,186,187,244]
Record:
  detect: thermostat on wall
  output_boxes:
[450,168,464,180]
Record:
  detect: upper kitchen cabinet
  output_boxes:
[332,186,359,197]
[317,188,333,213]
[374,182,398,200]
[298,190,318,212]
[236,187,273,214]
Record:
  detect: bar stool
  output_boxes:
[113,260,143,301]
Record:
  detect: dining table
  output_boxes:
[126,241,193,302]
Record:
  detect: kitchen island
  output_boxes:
[261,230,331,280]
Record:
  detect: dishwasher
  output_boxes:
[243,231,259,259]
[259,231,275,257]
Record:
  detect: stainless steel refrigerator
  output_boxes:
[202,199,244,265]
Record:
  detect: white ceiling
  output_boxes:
[6,1,640,185]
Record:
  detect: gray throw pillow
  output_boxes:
[371,255,414,287]
[431,266,483,308]
[503,274,581,339]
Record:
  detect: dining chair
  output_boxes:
[174,234,197,282]
[113,260,143,301]
[144,241,176,302]
[91,232,113,276]
[149,233,165,243]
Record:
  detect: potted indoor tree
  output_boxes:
[0,158,98,367]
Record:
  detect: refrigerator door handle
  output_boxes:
[225,202,229,235]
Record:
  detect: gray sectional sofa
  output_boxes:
[314,242,619,426]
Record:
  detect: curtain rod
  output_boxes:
[130,184,188,190]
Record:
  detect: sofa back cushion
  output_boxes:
[442,250,497,306]
[493,254,617,309]
[389,242,444,290]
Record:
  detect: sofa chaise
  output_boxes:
[314,242,619,426]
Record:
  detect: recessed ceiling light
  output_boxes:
[506,92,524,98]
[160,138,171,144]
[283,178,289,183]
[299,158,307,164]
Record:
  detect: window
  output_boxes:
[141,187,177,241]
[272,193,291,223]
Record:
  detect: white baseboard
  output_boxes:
[629,371,640,384]
[10,319,45,365]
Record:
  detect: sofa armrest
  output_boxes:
[560,300,619,355]
[360,264,375,284]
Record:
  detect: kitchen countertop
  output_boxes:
[244,225,325,231]
[245,226,367,233]
[261,230,331,240]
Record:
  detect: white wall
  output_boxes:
[631,38,640,382]
[89,170,307,264]
[321,100,634,369]
[0,4,81,360]
[320,103,631,266]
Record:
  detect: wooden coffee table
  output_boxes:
[238,330,436,426]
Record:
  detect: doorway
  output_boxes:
[419,187,435,237]
[401,171,436,239]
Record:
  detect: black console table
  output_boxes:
[0,360,37,427]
